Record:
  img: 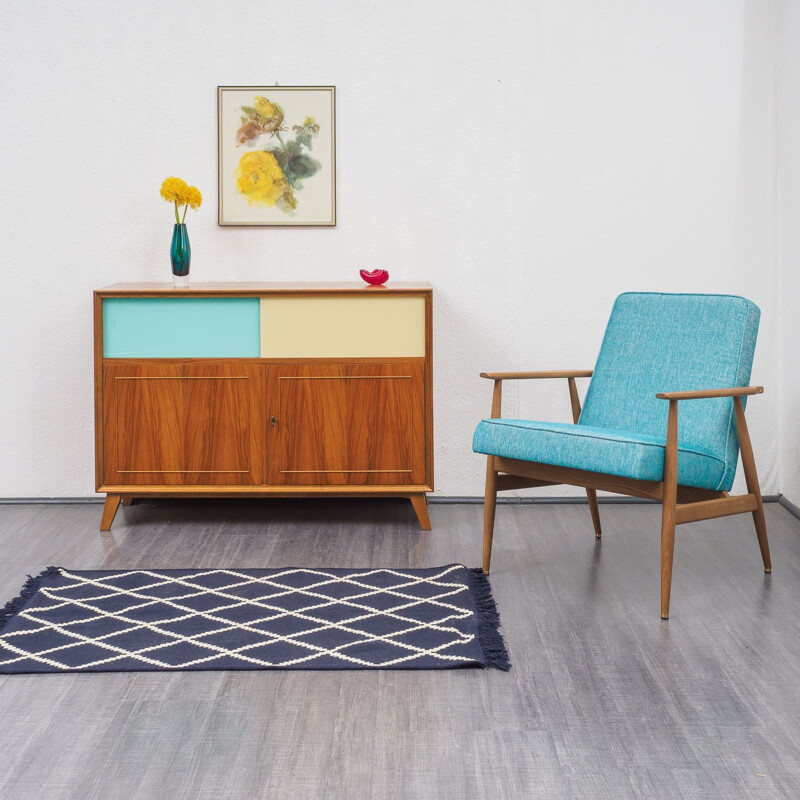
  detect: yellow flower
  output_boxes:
[161,177,202,223]
[186,186,203,209]
[252,96,284,132]
[235,151,286,207]
[160,176,190,204]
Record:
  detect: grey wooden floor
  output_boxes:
[1,499,799,800]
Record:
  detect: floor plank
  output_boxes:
[0,498,798,799]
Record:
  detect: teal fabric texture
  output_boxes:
[473,293,761,491]
[472,419,727,489]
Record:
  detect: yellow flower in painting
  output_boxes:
[236,151,286,207]
[254,96,280,118]
[252,96,284,131]
[302,116,320,133]
[160,176,191,204]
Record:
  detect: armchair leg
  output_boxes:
[482,456,498,574]
[568,376,602,540]
[661,399,679,620]
[751,504,772,573]
[586,489,602,538]
[660,498,677,620]
[734,397,772,573]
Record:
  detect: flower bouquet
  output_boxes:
[160,177,202,288]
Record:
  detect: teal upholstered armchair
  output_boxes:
[473,292,771,618]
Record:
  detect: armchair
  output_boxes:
[473,293,771,619]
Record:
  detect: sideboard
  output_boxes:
[94,282,433,530]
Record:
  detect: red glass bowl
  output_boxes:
[359,269,389,286]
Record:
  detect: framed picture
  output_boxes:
[217,86,336,226]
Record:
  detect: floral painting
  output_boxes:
[218,86,336,226]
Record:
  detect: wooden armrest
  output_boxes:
[480,370,593,380]
[655,386,763,400]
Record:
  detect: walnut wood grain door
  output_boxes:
[266,363,426,485]
[102,362,265,485]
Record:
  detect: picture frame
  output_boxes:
[217,86,336,226]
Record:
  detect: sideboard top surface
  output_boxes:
[96,282,432,297]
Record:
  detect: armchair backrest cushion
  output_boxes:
[579,292,760,491]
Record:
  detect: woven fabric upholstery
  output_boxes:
[473,293,760,491]
[472,419,726,488]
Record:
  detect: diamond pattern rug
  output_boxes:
[0,565,509,673]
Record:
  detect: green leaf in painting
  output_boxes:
[284,153,321,187]
[292,120,319,151]
[281,182,298,210]
[269,147,289,171]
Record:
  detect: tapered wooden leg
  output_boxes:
[661,400,679,620]
[733,397,772,572]
[100,494,121,531]
[483,456,498,574]
[409,493,431,530]
[586,489,602,539]
[121,496,135,507]
[660,501,677,620]
[751,504,772,572]
[483,379,504,574]
[567,376,602,540]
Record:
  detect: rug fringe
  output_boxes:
[0,566,61,634]
[467,568,511,671]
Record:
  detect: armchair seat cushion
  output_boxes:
[472,419,728,491]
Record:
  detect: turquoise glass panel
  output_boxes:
[103,297,261,358]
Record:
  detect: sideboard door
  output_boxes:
[266,363,426,486]
[102,363,265,485]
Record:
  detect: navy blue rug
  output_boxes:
[0,565,509,673]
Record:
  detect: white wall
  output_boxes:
[0,0,782,497]
[778,0,800,505]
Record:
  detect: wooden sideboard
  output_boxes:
[94,282,433,530]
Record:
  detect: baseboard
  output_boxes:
[430,496,657,505]
[0,497,104,504]
[431,495,782,505]
[0,494,783,505]
[778,494,800,520]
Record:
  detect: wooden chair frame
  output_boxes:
[480,371,772,619]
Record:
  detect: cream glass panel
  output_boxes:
[260,296,426,358]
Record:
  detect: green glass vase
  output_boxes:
[170,223,191,288]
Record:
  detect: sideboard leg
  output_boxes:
[121,496,135,506]
[100,494,122,531]
[409,493,432,530]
